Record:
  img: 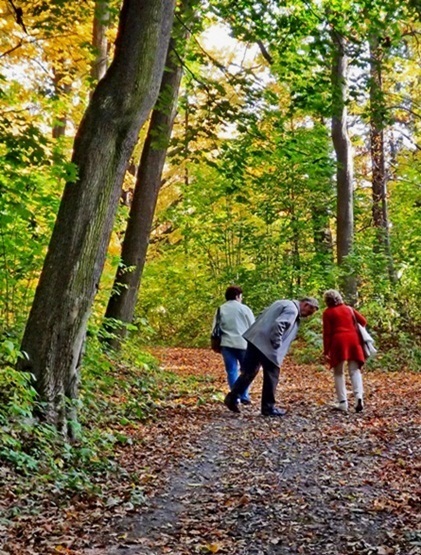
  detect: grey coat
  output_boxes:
[243,300,301,366]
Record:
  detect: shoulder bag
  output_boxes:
[211,307,222,353]
[349,307,377,358]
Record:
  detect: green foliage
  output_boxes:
[137,110,337,345]
[136,252,218,346]
[0,331,218,497]
[0,102,72,332]
[0,344,41,471]
[133,0,420,370]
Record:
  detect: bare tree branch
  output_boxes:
[256,40,273,65]
[0,40,24,59]
[7,0,27,33]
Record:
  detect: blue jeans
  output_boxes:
[221,346,250,401]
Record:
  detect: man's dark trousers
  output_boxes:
[230,342,280,414]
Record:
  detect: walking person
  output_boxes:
[322,289,367,413]
[212,286,255,404]
[224,297,319,416]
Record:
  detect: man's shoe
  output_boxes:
[224,393,240,413]
[355,398,364,413]
[262,407,287,417]
[240,399,252,406]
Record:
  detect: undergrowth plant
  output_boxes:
[0,330,219,496]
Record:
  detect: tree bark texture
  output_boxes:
[104,18,188,348]
[19,0,176,435]
[330,30,357,300]
[91,0,109,84]
[369,36,395,282]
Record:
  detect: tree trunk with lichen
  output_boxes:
[103,3,191,349]
[19,0,176,438]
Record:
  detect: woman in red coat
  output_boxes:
[322,289,367,413]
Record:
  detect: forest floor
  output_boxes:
[2,348,421,555]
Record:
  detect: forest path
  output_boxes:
[87,347,421,555]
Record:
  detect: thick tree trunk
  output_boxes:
[104,19,188,348]
[91,0,109,84]
[330,30,357,300]
[19,0,176,437]
[369,36,395,282]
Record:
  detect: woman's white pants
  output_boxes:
[334,360,363,410]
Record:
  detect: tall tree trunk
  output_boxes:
[104,10,189,348]
[330,29,357,300]
[19,0,176,438]
[91,0,109,84]
[369,35,395,282]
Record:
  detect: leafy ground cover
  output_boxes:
[1,348,420,554]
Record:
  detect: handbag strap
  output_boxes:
[348,306,359,331]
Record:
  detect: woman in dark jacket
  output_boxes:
[323,289,367,413]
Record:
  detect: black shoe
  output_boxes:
[355,399,364,413]
[240,399,252,406]
[224,393,240,413]
[262,407,287,417]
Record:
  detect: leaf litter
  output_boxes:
[1,347,420,555]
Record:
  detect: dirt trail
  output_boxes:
[86,348,421,555]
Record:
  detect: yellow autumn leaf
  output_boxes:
[204,543,220,553]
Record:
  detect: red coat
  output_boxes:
[322,304,367,368]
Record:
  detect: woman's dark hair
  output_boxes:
[225,285,243,301]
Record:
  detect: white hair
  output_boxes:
[323,289,343,307]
